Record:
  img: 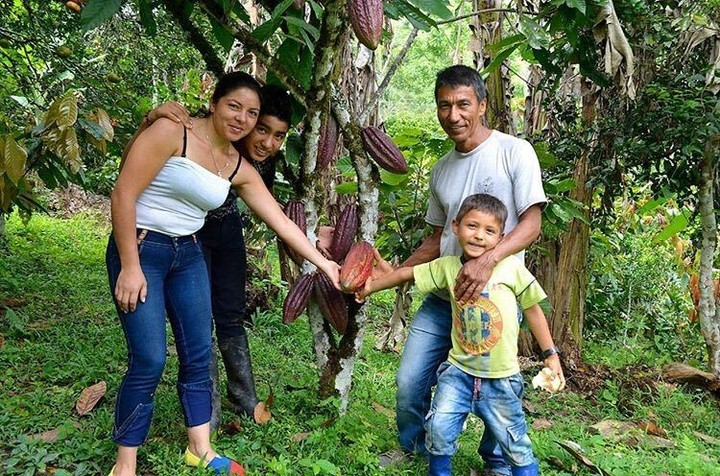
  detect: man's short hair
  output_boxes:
[455,193,507,228]
[435,65,487,103]
[260,83,292,126]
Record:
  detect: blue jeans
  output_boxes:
[426,363,536,474]
[106,231,213,447]
[396,295,511,472]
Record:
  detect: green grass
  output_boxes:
[1,212,720,475]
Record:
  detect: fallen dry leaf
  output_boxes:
[75,381,107,416]
[290,431,311,443]
[532,367,564,393]
[253,401,272,424]
[224,420,243,436]
[29,422,82,442]
[0,298,28,308]
[693,431,720,446]
[636,420,668,438]
[532,418,553,431]
[372,402,396,419]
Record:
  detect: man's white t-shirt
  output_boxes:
[426,130,547,259]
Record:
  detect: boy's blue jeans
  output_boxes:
[426,362,536,475]
[106,231,213,447]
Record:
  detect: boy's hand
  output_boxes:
[354,277,374,303]
[371,248,394,280]
[544,354,565,391]
[148,101,192,129]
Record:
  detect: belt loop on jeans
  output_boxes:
[192,233,197,243]
[137,229,148,245]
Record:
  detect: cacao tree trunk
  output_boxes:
[698,135,720,374]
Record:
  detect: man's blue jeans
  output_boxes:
[106,231,213,447]
[426,363,536,475]
[396,294,511,473]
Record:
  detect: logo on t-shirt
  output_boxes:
[454,296,503,355]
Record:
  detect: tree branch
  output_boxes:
[196,0,308,108]
[436,8,534,26]
[161,0,226,77]
[360,27,418,124]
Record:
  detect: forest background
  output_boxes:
[1,0,720,474]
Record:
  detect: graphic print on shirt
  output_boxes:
[475,176,494,196]
[453,294,503,356]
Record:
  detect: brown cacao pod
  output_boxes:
[339,241,374,293]
[314,272,348,334]
[282,200,306,265]
[329,204,359,262]
[66,1,81,13]
[283,272,317,324]
[317,114,339,170]
[360,126,408,174]
[347,0,383,50]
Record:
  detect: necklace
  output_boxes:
[205,123,231,177]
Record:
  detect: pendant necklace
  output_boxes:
[205,123,231,177]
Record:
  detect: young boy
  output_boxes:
[357,193,564,476]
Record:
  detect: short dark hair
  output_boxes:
[434,65,487,103]
[260,83,292,126]
[211,71,261,104]
[455,193,507,228]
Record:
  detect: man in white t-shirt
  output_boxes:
[385,65,547,476]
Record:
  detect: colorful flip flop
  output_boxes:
[184,447,245,475]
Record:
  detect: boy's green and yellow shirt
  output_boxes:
[414,255,546,378]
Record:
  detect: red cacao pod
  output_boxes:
[347,0,383,50]
[283,272,317,324]
[360,126,408,174]
[329,204,359,262]
[314,272,348,334]
[339,241,374,293]
[317,114,339,170]
[282,200,306,265]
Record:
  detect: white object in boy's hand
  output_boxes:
[532,367,564,393]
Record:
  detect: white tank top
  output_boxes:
[136,156,231,237]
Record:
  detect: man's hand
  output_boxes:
[454,249,498,303]
[148,101,192,129]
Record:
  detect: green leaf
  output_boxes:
[4,135,28,183]
[565,0,587,15]
[390,0,436,31]
[81,0,124,32]
[653,213,688,244]
[210,17,235,52]
[335,181,358,195]
[283,16,320,41]
[380,170,408,186]
[533,142,557,168]
[637,197,668,215]
[252,18,283,43]
[404,0,453,20]
[78,117,106,141]
[271,0,295,21]
[486,34,525,53]
[481,43,520,77]
[137,0,157,36]
[518,15,551,50]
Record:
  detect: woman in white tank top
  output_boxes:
[106,72,340,476]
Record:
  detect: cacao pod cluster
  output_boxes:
[347,0,383,50]
[281,205,375,334]
[361,126,408,174]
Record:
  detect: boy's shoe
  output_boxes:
[184,448,245,475]
[378,448,410,468]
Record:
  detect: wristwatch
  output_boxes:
[540,346,560,359]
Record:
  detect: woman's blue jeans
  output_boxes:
[396,294,511,473]
[106,231,213,447]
